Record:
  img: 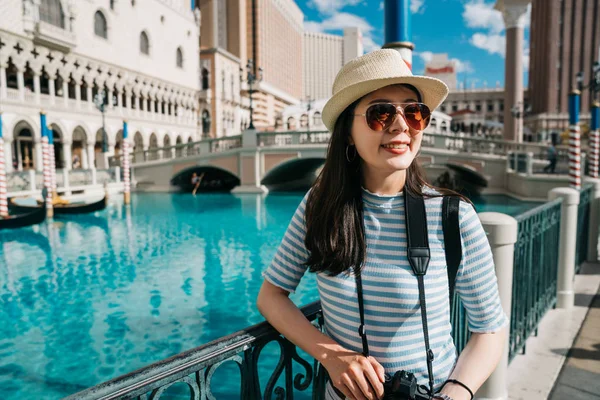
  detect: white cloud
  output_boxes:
[362,36,381,53]
[469,33,506,56]
[309,0,362,15]
[411,0,425,14]
[462,0,505,34]
[416,51,434,63]
[451,58,475,74]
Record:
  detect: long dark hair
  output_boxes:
[304,85,469,276]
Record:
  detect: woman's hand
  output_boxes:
[323,348,386,400]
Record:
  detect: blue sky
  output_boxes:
[296,0,530,89]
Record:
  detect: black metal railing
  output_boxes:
[509,198,562,361]
[65,302,327,400]
[575,183,593,273]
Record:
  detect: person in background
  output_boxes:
[191,172,205,195]
[543,139,557,174]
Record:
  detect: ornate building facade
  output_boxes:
[0,0,201,172]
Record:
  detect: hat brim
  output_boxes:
[322,76,449,132]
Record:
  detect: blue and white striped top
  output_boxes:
[263,187,508,391]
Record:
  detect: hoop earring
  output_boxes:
[346,145,357,163]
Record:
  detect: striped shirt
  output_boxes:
[263,187,508,395]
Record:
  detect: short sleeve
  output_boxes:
[455,201,509,333]
[262,193,310,293]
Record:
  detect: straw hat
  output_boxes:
[321,49,449,132]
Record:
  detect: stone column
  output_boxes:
[81,143,89,169]
[48,74,56,105]
[108,89,115,110]
[549,188,580,309]
[126,88,133,110]
[477,212,518,400]
[86,143,96,169]
[34,141,43,172]
[3,139,13,173]
[63,142,72,171]
[17,66,25,102]
[61,78,69,108]
[86,85,93,110]
[75,80,82,108]
[33,71,41,104]
[497,0,530,142]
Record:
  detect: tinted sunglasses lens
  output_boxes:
[366,104,397,131]
[403,103,431,131]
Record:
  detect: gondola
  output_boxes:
[9,194,107,215]
[0,190,47,230]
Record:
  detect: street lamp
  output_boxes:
[511,101,532,142]
[240,59,263,130]
[93,90,116,155]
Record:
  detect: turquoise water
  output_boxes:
[0,192,538,399]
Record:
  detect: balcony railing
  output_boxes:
[575,183,594,273]
[510,198,562,361]
[65,301,327,400]
[34,20,77,49]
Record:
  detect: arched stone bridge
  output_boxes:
[129,130,560,193]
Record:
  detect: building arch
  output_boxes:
[12,120,38,170]
[94,10,108,39]
[176,47,184,68]
[140,31,150,55]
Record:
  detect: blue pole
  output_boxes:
[40,113,47,138]
[123,120,128,139]
[592,102,599,132]
[383,0,414,69]
[0,112,3,139]
[590,101,599,178]
[568,91,580,125]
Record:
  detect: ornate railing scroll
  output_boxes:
[509,198,562,361]
[64,302,327,400]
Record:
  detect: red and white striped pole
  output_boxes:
[122,120,131,205]
[0,112,8,218]
[568,90,581,190]
[589,101,599,178]
[40,113,53,218]
[48,128,57,198]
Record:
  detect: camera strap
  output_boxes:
[354,189,436,396]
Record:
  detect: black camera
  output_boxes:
[382,371,431,400]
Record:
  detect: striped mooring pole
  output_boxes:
[40,112,53,218]
[122,120,131,205]
[568,90,582,190]
[0,112,8,218]
[48,126,57,198]
[590,101,600,178]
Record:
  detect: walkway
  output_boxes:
[549,273,600,400]
[508,262,600,399]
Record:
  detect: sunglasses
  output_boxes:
[354,102,431,132]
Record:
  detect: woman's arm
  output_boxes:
[257,280,385,400]
[437,328,508,400]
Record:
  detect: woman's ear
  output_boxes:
[348,136,355,146]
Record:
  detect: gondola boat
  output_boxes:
[0,190,47,230]
[9,195,107,215]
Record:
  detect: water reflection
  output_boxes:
[0,192,318,399]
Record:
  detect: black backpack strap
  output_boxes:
[404,190,434,396]
[442,196,462,309]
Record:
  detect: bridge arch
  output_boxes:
[261,157,326,191]
[170,165,240,192]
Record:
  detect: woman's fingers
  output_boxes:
[362,360,384,399]
[342,374,367,400]
[368,356,386,383]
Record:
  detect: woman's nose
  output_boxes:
[387,107,409,134]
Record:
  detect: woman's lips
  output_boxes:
[381,143,410,155]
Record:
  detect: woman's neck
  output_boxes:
[361,167,407,195]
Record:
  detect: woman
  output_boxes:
[257,50,508,400]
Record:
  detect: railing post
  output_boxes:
[28,169,36,191]
[114,166,121,183]
[62,168,71,196]
[91,168,97,185]
[241,128,258,148]
[525,151,534,176]
[585,177,600,262]
[548,187,580,309]
[477,212,518,400]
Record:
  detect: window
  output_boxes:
[452,104,458,112]
[140,32,150,55]
[487,103,494,112]
[313,112,322,126]
[475,102,482,112]
[94,11,108,39]
[499,101,504,111]
[40,0,65,29]
[110,0,115,10]
[202,68,209,90]
[176,47,184,68]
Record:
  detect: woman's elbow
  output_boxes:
[256,280,288,317]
